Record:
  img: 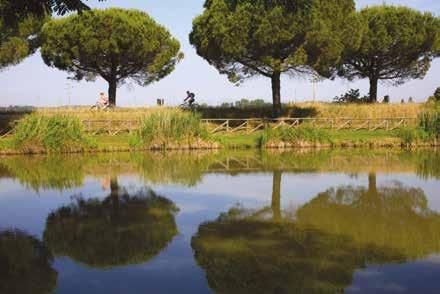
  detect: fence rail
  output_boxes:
[0,117,418,137]
[201,117,417,134]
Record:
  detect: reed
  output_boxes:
[260,125,332,147]
[130,109,210,148]
[12,114,96,153]
[418,103,440,139]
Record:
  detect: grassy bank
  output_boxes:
[10,114,96,153]
[1,130,436,155]
[0,103,437,154]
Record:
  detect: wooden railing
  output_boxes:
[0,117,418,137]
[82,120,139,135]
[201,117,417,134]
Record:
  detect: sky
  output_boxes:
[0,0,439,107]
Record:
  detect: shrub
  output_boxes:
[12,114,95,153]
[260,125,331,147]
[130,109,209,148]
[333,89,369,104]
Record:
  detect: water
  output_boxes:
[0,149,439,294]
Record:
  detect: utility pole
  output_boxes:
[65,82,73,108]
[312,75,318,103]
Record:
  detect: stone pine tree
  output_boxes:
[1,0,105,71]
[0,1,46,70]
[190,0,360,117]
[41,8,183,106]
[338,6,440,103]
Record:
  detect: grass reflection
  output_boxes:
[0,149,439,192]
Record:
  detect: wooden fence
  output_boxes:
[1,117,418,137]
[201,117,417,134]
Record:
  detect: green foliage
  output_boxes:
[130,109,210,148]
[190,0,359,116]
[333,89,369,103]
[2,0,103,23]
[234,98,271,108]
[0,1,46,70]
[12,113,96,153]
[434,87,440,102]
[260,125,331,146]
[338,5,440,102]
[0,229,57,294]
[41,8,182,105]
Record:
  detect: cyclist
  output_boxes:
[184,91,196,106]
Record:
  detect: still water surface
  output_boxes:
[0,149,439,294]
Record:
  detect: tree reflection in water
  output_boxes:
[44,177,179,268]
[296,173,440,261]
[192,172,440,293]
[0,229,57,294]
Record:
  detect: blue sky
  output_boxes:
[1,0,439,107]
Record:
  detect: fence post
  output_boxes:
[226,120,230,133]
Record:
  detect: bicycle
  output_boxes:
[180,102,200,111]
[91,103,113,111]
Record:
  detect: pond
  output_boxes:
[0,149,439,294]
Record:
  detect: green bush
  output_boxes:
[333,89,369,104]
[260,125,331,146]
[130,109,209,148]
[12,114,96,153]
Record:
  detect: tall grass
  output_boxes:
[308,102,421,120]
[196,102,421,120]
[130,109,210,148]
[260,125,331,147]
[12,114,96,153]
[418,104,440,139]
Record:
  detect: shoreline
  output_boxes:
[0,140,438,156]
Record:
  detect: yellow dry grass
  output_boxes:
[32,102,422,120]
[291,102,421,119]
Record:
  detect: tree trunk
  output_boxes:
[271,171,282,221]
[368,173,377,195]
[271,72,282,118]
[108,80,117,106]
[369,77,378,103]
[110,176,120,210]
